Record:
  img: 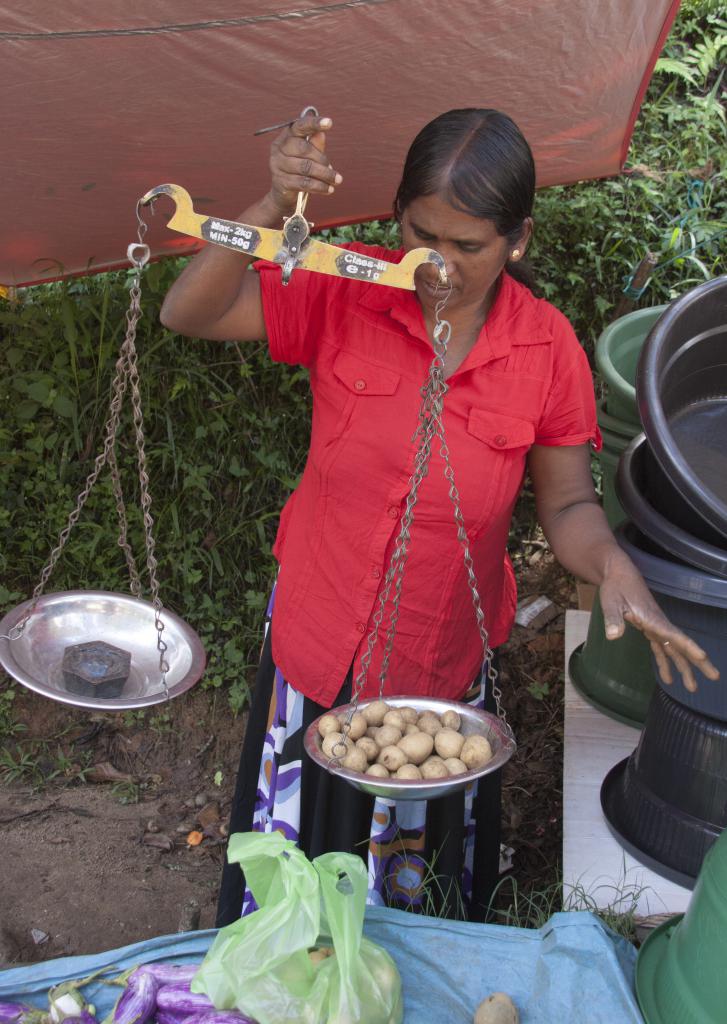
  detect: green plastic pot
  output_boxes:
[636,825,727,1023]
[596,399,642,530]
[595,306,666,428]
[569,590,656,728]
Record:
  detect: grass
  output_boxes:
[488,871,650,944]
[380,843,468,921]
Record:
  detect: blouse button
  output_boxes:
[354,379,366,391]
[387,506,399,519]
[356,621,366,634]
[494,434,507,447]
[370,567,381,579]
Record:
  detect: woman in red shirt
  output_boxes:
[160,109,717,924]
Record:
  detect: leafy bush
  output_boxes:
[1,2,724,709]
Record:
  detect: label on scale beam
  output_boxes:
[336,251,388,281]
[201,218,261,253]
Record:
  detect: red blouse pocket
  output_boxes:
[332,349,401,396]
[466,408,535,450]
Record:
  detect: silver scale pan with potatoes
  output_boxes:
[0,107,515,800]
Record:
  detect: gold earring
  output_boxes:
[511,248,521,260]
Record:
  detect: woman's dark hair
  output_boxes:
[393,108,537,290]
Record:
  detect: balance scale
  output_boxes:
[0,108,516,799]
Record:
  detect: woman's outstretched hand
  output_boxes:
[267,112,342,217]
[599,553,720,692]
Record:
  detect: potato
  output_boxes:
[473,992,519,1024]
[441,709,461,731]
[309,946,334,964]
[345,711,368,741]
[404,722,420,736]
[382,710,406,732]
[362,700,389,726]
[397,731,434,765]
[398,706,419,723]
[317,713,341,738]
[341,746,369,772]
[460,734,493,770]
[375,724,403,748]
[444,757,468,775]
[355,736,379,762]
[394,763,422,779]
[420,755,448,779]
[321,732,351,758]
[377,744,408,772]
[365,726,379,739]
[417,712,442,736]
[366,763,389,778]
[434,727,465,760]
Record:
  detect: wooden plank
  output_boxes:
[562,609,692,916]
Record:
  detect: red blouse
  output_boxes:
[256,243,600,707]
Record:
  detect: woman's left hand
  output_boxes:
[599,553,720,692]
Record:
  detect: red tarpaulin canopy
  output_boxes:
[0,1,680,288]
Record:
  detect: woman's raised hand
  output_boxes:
[267,112,343,217]
[599,555,720,693]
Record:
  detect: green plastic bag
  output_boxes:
[191,832,404,1024]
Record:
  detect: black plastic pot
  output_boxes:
[617,434,727,578]
[616,522,727,720]
[642,443,727,549]
[601,687,727,888]
[636,274,727,542]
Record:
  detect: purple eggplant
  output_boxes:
[112,972,158,1024]
[182,1013,257,1024]
[155,986,214,1015]
[61,1016,97,1024]
[132,964,200,985]
[150,1013,187,1024]
[0,1005,44,1024]
[156,1014,256,1024]
[0,1006,29,1024]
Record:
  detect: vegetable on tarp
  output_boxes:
[131,966,200,985]
[155,985,216,1015]
[170,1013,256,1024]
[48,980,100,1024]
[109,973,157,1024]
[0,1004,48,1024]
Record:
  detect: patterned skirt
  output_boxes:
[216,588,502,926]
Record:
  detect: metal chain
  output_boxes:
[4,208,170,698]
[346,284,513,738]
[107,441,143,598]
[125,209,169,695]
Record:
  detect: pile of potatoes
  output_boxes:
[317,700,494,780]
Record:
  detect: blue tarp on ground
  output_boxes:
[0,907,643,1023]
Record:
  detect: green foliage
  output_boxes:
[530,3,725,357]
[0,685,26,740]
[1,3,724,713]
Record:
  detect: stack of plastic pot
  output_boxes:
[600,274,727,887]
[594,304,666,529]
[570,306,666,728]
[635,823,727,1023]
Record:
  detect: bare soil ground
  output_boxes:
[1,552,575,968]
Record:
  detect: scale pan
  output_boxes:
[304,695,516,801]
[0,590,206,710]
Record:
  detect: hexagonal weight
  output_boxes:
[62,640,131,699]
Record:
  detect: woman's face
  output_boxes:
[400,193,527,317]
